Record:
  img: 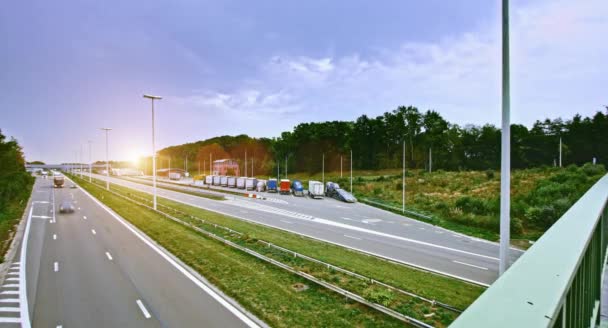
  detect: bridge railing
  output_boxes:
[451,174,608,328]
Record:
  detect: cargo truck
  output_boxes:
[291,180,304,196]
[256,180,266,192]
[220,176,228,186]
[53,176,65,188]
[325,181,340,197]
[227,176,237,188]
[267,179,278,193]
[169,172,182,180]
[246,178,258,191]
[212,175,221,186]
[308,181,324,199]
[205,175,213,185]
[279,179,291,195]
[236,177,246,189]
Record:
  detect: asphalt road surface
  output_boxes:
[90,173,524,286]
[0,177,261,328]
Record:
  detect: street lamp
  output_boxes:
[144,94,162,210]
[499,0,511,276]
[100,128,112,190]
[88,140,92,183]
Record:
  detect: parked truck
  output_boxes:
[220,176,228,186]
[169,172,182,180]
[212,175,221,186]
[308,181,324,199]
[267,179,278,193]
[236,177,246,189]
[325,181,340,197]
[256,180,267,192]
[291,180,304,196]
[279,179,291,195]
[53,176,65,188]
[246,178,258,191]
[227,176,237,188]
[205,175,213,185]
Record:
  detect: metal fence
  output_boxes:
[451,174,608,327]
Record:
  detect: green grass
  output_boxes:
[287,165,606,242]
[75,174,484,312]
[0,176,34,261]
[72,175,417,327]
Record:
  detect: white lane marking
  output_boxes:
[0,307,19,312]
[105,252,113,261]
[136,299,152,319]
[54,262,59,272]
[453,260,489,271]
[91,229,96,235]
[0,299,19,303]
[0,291,19,295]
[19,197,35,328]
[53,234,57,240]
[3,284,19,288]
[341,217,357,222]
[83,216,87,220]
[5,278,18,282]
[280,220,293,224]
[73,177,262,327]
[419,227,425,230]
[0,317,21,323]
[33,201,49,204]
[344,234,362,241]
[57,325,63,328]
[32,215,52,219]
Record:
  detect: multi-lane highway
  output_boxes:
[0,177,262,327]
[90,173,524,286]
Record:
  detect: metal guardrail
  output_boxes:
[452,174,608,327]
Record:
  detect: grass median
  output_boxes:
[80,175,485,311]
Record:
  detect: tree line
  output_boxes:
[154,106,608,175]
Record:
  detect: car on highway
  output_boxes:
[59,201,76,213]
[331,188,357,203]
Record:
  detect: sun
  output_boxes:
[126,150,145,166]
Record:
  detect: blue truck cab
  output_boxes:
[267,178,278,193]
[291,180,304,196]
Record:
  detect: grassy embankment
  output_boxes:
[0,175,34,262]
[72,174,484,327]
[286,164,606,243]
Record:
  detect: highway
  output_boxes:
[0,177,261,327]
[91,173,524,286]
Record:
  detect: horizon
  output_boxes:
[2,0,606,163]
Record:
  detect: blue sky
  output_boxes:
[1,0,606,163]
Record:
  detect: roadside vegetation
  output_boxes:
[0,130,34,261]
[72,174,485,327]
[288,164,606,243]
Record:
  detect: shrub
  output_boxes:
[485,169,495,180]
[582,163,606,176]
[362,288,394,307]
[455,196,489,215]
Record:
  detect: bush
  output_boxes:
[525,205,557,228]
[582,163,606,176]
[455,196,489,215]
[362,288,394,307]
[485,169,495,180]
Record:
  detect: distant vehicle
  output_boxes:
[267,179,278,193]
[256,180,267,192]
[212,175,221,186]
[279,179,291,195]
[332,188,357,203]
[325,182,340,197]
[205,175,213,185]
[70,183,77,189]
[308,181,324,199]
[59,201,75,213]
[236,177,246,189]
[227,176,237,188]
[53,176,65,188]
[220,176,228,186]
[291,180,304,196]
[246,178,258,191]
[169,172,182,180]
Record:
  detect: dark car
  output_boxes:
[59,201,75,213]
[332,189,357,203]
[325,182,340,197]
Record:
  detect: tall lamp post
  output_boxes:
[100,128,112,190]
[88,140,92,183]
[499,0,511,276]
[144,94,162,210]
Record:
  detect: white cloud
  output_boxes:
[175,0,607,127]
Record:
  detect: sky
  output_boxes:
[1,0,606,164]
